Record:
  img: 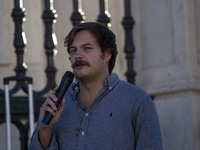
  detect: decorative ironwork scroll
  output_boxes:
[0,117,29,150]
[12,0,27,77]
[35,0,58,95]
[0,0,58,149]
[97,0,111,27]
[122,0,136,84]
[70,0,85,26]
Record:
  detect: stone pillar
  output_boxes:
[133,0,200,149]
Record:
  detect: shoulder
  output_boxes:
[116,80,150,99]
[108,73,149,98]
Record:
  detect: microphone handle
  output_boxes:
[42,71,74,125]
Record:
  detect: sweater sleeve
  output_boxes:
[28,123,58,150]
[133,94,163,150]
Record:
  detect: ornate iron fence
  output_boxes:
[0,0,135,149]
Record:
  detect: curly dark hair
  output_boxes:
[64,22,118,74]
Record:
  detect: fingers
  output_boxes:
[39,92,58,121]
[57,99,65,114]
[41,105,55,116]
[39,89,66,126]
[52,86,58,94]
[46,93,58,109]
[45,86,59,108]
[50,99,65,124]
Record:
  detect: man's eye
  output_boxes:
[84,47,91,50]
[70,49,76,54]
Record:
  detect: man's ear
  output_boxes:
[105,49,112,62]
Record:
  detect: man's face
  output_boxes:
[69,30,111,81]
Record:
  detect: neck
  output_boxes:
[78,73,109,110]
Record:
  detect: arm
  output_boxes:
[133,94,162,150]
[29,122,58,150]
[29,86,66,149]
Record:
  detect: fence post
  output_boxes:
[122,0,137,84]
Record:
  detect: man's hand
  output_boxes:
[38,86,66,149]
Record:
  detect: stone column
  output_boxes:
[133,0,200,149]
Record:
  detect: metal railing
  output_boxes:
[0,0,136,149]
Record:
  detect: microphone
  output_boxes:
[42,71,74,125]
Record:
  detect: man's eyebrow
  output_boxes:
[81,43,93,47]
[69,46,76,49]
[69,46,75,49]
[69,43,93,49]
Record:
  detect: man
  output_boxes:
[29,22,162,150]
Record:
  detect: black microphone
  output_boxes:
[42,71,74,125]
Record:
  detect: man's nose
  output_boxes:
[74,49,83,59]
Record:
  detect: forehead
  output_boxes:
[71,30,99,46]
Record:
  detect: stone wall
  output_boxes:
[133,0,200,149]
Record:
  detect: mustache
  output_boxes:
[72,60,90,69]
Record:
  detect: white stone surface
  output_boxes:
[0,0,13,65]
[134,0,200,94]
[154,91,198,150]
[133,0,200,150]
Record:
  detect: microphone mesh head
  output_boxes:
[63,71,74,80]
